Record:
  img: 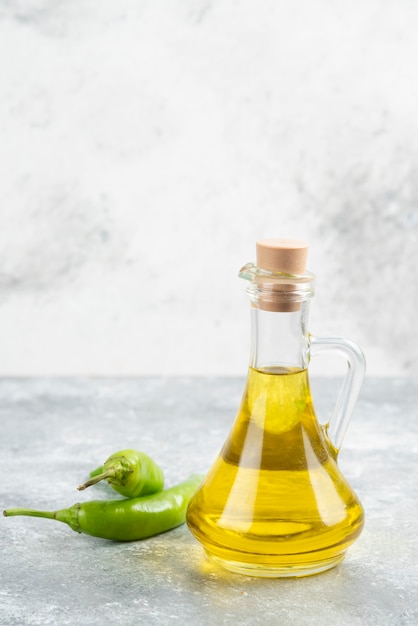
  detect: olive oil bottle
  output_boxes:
[187,240,366,577]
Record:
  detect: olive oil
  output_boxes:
[187,367,364,577]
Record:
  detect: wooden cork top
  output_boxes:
[256,239,309,274]
[252,239,311,312]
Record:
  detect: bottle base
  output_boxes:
[205,551,346,578]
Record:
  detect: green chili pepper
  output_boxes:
[77,449,164,498]
[3,474,203,542]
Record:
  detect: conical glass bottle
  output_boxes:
[187,239,366,578]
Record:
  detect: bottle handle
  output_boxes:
[309,335,366,452]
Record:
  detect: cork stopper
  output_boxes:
[256,239,308,274]
[253,239,311,312]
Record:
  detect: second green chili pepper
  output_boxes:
[77,449,164,498]
[3,474,203,541]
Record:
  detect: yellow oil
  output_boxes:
[186,367,364,577]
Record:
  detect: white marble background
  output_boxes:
[0,0,417,377]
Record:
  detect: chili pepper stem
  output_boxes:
[4,508,56,520]
[3,506,74,530]
[77,469,118,491]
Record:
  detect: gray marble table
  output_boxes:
[0,377,417,626]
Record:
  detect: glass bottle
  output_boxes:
[187,239,366,578]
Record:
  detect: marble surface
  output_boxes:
[1,376,417,625]
[0,1,417,379]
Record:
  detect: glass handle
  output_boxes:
[309,335,366,452]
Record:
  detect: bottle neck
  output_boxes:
[249,301,310,372]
